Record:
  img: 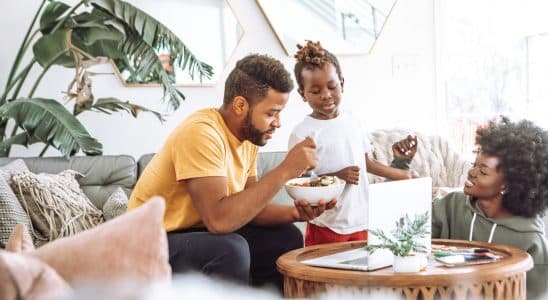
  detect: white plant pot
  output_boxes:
[393,255,423,273]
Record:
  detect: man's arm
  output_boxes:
[186,138,332,234]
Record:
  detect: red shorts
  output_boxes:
[305,223,368,247]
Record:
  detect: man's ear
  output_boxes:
[232,96,249,116]
[340,77,345,93]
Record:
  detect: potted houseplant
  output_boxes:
[364,211,430,272]
[0,0,213,157]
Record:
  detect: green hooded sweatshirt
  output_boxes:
[431,191,548,265]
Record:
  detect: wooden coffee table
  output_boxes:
[277,239,533,299]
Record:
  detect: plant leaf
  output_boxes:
[33,29,75,68]
[88,0,213,96]
[40,1,71,33]
[0,98,102,156]
[81,97,165,122]
[0,133,38,154]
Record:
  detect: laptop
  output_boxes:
[300,177,432,271]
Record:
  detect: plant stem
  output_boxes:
[0,60,35,101]
[27,63,53,98]
[7,59,36,100]
[2,0,47,104]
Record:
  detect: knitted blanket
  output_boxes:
[367,128,470,188]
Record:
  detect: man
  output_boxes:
[128,54,336,292]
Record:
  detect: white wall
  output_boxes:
[0,0,436,159]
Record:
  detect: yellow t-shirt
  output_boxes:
[127,108,258,231]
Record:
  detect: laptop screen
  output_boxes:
[367,177,432,252]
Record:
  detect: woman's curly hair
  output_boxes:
[293,40,342,92]
[475,117,548,217]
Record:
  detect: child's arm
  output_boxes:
[321,166,360,185]
[366,155,416,180]
[367,135,419,180]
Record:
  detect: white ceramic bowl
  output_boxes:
[284,177,346,206]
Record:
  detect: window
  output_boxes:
[436,0,548,159]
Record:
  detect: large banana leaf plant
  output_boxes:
[0,0,213,157]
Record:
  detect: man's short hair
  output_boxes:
[223,54,294,106]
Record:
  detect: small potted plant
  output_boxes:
[365,212,430,272]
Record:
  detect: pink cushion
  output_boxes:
[0,250,72,300]
[31,196,171,285]
[6,224,35,253]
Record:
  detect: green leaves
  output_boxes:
[33,29,76,68]
[82,97,165,122]
[0,98,102,157]
[39,1,71,32]
[364,211,430,257]
[88,0,213,109]
[1,0,212,157]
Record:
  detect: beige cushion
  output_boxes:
[102,187,128,221]
[0,159,32,248]
[0,250,72,300]
[11,170,103,244]
[31,196,171,285]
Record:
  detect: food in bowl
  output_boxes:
[284,176,345,206]
[288,175,341,187]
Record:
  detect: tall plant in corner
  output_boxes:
[0,0,213,157]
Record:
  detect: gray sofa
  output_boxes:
[0,152,293,212]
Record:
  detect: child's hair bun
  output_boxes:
[295,40,327,67]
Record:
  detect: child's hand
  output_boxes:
[406,169,420,179]
[335,166,360,185]
[392,135,418,159]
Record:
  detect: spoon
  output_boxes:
[307,131,321,181]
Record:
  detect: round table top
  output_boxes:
[277,239,533,287]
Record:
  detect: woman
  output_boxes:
[393,117,547,297]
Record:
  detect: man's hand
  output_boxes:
[334,166,360,185]
[293,199,337,222]
[281,137,318,179]
[392,135,418,159]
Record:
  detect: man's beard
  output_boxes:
[241,111,269,146]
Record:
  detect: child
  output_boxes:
[289,40,418,246]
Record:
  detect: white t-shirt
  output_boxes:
[288,111,372,234]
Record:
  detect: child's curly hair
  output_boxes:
[293,40,342,92]
[475,116,548,218]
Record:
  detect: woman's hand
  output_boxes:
[334,166,360,185]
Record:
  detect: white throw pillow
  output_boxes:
[102,187,128,221]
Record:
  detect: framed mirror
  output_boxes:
[113,0,243,86]
[256,0,397,56]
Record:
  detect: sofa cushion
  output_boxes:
[0,155,137,209]
[0,160,32,248]
[102,187,128,221]
[138,153,155,178]
[11,170,103,244]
